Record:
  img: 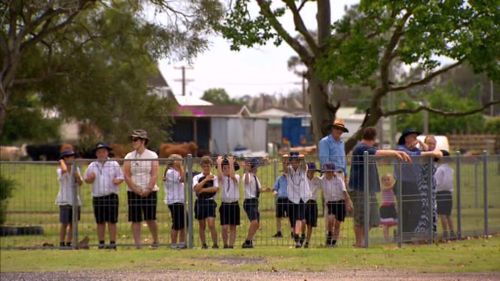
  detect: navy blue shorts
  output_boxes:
[275,197,289,218]
[59,205,80,224]
[305,200,318,227]
[168,203,185,230]
[243,198,260,222]
[327,200,346,222]
[195,199,217,220]
[93,194,119,224]
[127,191,157,222]
[289,200,306,227]
[219,202,240,225]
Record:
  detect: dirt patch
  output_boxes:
[2,270,500,281]
[196,256,266,265]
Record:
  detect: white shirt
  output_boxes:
[124,149,159,192]
[435,163,454,192]
[286,166,311,204]
[193,173,219,200]
[244,173,261,199]
[321,175,347,202]
[164,168,185,204]
[85,160,123,197]
[220,174,240,203]
[307,176,322,201]
[55,167,82,206]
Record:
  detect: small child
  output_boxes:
[435,150,455,240]
[163,154,186,249]
[242,158,261,248]
[272,155,292,238]
[321,163,353,247]
[379,173,398,242]
[216,155,240,249]
[55,149,83,249]
[303,162,322,248]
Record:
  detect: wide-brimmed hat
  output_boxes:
[94,142,112,152]
[60,150,76,159]
[328,119,349,133]
[246,158,260,169]
[397,128,421,145]
[288,151,304,160]
[306,162,319,172]
[440,150,450,157]
[130,129,149,140]
[321,163,336,172]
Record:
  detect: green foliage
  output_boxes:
[484,117,500,134]
[319,1,500,85]
[0,94,61,144]
[202,88,243,105]
[0,175,15,225]
[395,87,486,134]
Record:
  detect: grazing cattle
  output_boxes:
[159,142,198,158]
[0,144,28,161]
[26,144,62,161]
[109,143,130,159]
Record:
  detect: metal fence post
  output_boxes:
[483,151,489,236]
[71,162,79,249]
[455,151,462,240]
[428,156,434,244]
[474,160,479,208]
[363,151,369,248]
[186,154,194,248]
[397,160,403,247]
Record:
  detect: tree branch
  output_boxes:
[283,0,319,55]
[382,100,500,117]
[389,61,463,92]
[256,0,314,65]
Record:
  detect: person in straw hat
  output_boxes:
[318,119,349,178]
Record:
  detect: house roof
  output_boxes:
[174,95,213,106]
[175,105,252,117]
[254,108,294,118]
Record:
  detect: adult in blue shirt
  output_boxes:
[395,128,441,242]
[318,119,348,176]
[349,127,411,247]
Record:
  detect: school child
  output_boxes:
[84,143,124,249]
[321,163,353,247]
[193,156,219,249]
[216,155,240,249]
[272,155,292,238]
[56,149,83,248]
[242,158,261,248]
[435,150,455,240]
[379,173,398,242]
[286,152,312,248]
[163,154,186,249]
[302,162,322,248]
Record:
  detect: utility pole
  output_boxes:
[174,66,194,96]
[294,74,307,110]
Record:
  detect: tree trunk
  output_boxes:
[308,74,336,145]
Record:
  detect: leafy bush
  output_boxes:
[0,175,15,225]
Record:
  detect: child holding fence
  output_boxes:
[242,158,261,248]
[435,150,456,241]
[84,143,124,249]
[379,173,398,242]
[163,154,186,249]
[303,162,322,248]
[216,155,240,249]
[56,149,83,248]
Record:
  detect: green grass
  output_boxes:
[1,157,499,248]
[1,236,500,273]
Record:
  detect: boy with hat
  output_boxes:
[56,149,83,248]
[162,154,186,249]
[302,162,322,248]
[321,162,353,247]
[84,142,124,249]
[242,158,262,248]
[216,155,240,249]
[193,156,219,248]
[286,152,312,248]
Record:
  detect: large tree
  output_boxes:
[0,0,224,137]
[219,0,500,152]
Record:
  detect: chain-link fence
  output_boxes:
[0,153,498,249]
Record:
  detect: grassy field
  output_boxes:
[1,235,500,273]
[1,156,499,248]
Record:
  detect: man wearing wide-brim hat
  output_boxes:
[318,119,349,177]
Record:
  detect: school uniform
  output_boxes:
[193,173,219,220]
[243,173,261,222]
[219,174,240,225]
[85,160,123,224]
[273,175,289,219]
[56,167,82,224]
[322,175,347,222]
[305,176,322,227]
[287,166,312,226]
[435,163,454,216]
[164,168,185,230]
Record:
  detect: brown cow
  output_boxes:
[109,143,130,159]
[159,142,198,158]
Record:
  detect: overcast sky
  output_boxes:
[158,0,359,99]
